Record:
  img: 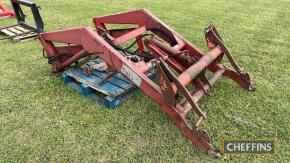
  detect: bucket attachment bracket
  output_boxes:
[205,25,255,91]
[157,59,206,119]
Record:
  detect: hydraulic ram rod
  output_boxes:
[169,46,223,94]
[151,38,190,61]
[52,49,89,72]
[176,46,222,88]
[150,37,223,93]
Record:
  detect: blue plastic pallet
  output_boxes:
[62,67,155,109]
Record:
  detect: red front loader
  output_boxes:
[38,9,255,157]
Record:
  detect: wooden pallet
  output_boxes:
[0,25,38,42]
[62,64,155,109]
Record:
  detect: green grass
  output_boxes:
[0,0,289,162]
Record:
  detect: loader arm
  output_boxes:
[39,27,163,104]
[39,25,214,154]
[94,9,254,91]
[39,9,255,157]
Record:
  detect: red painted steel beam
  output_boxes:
[107,28,137,38]
[112,26,146,45]
[93,9,178,45]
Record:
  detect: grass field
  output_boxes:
[0,0,289,162]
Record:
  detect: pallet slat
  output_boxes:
[15,26,30,33]
[8,27,23,34]
[91,71,134,91]
[66,68,126,96]
[0,29,16,36]
[13,33,38,43]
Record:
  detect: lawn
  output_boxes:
[0,0,289,162]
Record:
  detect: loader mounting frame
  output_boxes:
[0,0,44,42]
[38,9,255,157]
[11,0,44,33]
